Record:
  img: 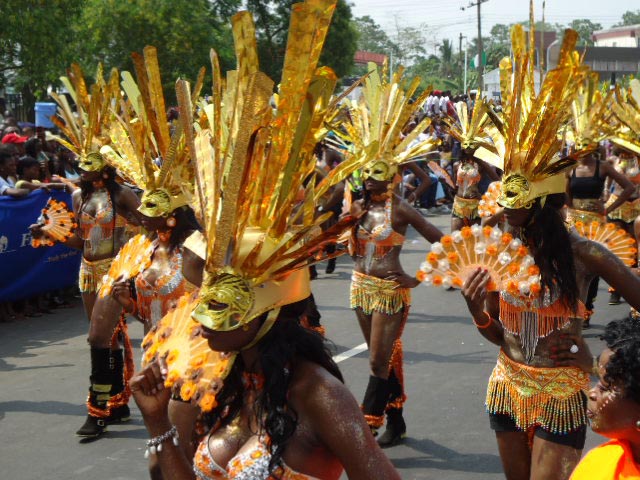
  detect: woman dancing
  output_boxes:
[443,100,500,231]
[462,24,640,480]
[336,65,443,447]
[131,4,401,477]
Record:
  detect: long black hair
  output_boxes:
[167,205,201,250]
[79,166,122,205]
[523,193,579,311]
[205,298,343,475]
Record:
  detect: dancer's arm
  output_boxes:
[602,162,635,215]
[462,268,504,345]
[397,198,443,243]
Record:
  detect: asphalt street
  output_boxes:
[1,211,623,480]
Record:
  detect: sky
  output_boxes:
[350,0,636,54]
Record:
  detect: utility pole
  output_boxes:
[461,0,489,93]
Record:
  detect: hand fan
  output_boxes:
[141,294,235,412]
[416,225,541,296]
[428,160,455,189]
[31,198,76,247]
[478,181,502,218]
[98,234,155,298]
[574,221,637,266]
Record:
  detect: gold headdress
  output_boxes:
[50,64,121,171]
[99,46,200,217]
[443,99,498,152]
[568,73,615,152]
[475,14,590,209]
[611,79,640,156]
[329,62,440,182]
[177,0,358,338]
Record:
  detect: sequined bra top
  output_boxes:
[351,197,404,272]
[499,289,586,364]
[193,434,319,480]
[78,189,127,253]
[134,245,197,326]
[457,161,481,192]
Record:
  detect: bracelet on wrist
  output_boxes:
[473,311,493,329]
[144,425,179,458]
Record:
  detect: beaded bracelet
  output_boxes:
[144,425,179,458]
[473,311,493,329]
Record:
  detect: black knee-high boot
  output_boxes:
[378,371,407,447]
[106,349,130,424]
[76,347,112,438]
[361,375,390,435]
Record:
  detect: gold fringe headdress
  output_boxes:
[568,73,616,153]
[475,15,591,209]
[174,0,360,340]
[327,62,440,182]
[99,46,201,218]
[611,79,640,156]
[443,99,499,153]
[49,64,121,172]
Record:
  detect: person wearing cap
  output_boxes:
[461,24,640,479]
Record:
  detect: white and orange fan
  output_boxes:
[98,234,155,298]
[31,198,77,247]
[574,221,637,266]
[417,225,541,297]
[478,181,501,219]
[428,160,455,190]
[141,294,234,412]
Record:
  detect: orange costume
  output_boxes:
[570,439,640,480]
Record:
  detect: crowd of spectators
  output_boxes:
[0,110,82,322]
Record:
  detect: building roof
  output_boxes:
[353,50,387,65]
[593,24,640,41]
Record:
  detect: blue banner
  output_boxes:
[0,189,81,302]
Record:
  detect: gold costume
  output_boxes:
[487,350,589,434]
[78,257,112,293]
[452,195,480,222]
[606,195,640,223]
[566,198,606,226]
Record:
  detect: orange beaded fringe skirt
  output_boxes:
[486,349,589,434]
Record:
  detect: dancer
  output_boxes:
[462,23,640,480]
[31,65,142,438]
[570,317,640,479]
[82,46,205,444]
[443,99,500,231]
[131,3,401,478]
[334,64,443,446]
[565,75,634,326]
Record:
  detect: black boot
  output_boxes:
[361,375,390,436]
[325,257,336,274]
[76,347,112,438]
[107,349,130,425]
[377,408,407,448]
[609,290,621,305]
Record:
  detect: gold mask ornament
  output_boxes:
[138,188,189,218]
[78,152,107,172]
[362,159,396,182]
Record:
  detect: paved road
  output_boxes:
[1,211,621,479]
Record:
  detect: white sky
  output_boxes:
[350,0,635,54]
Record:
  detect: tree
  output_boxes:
[353,16,398,57]
[569,19,602,46]
[73,0,234,103]
[247,0,357,81]
[615,10,640,27]
[438,39,454,78]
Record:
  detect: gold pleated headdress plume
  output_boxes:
[474,5,591,209]
[172,0,358,338]
[327,62,440,182]
[443,99,499,153]
[611,79,640,156]
[49,64,121,172]
[99,46,202,218]
[568,72,616,153]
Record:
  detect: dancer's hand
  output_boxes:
[461,267,490,318]
[550,334,592,373]
[29,223,45,239]
[130,360,171,425]
[111,278,132,308]
[386,271,420,288]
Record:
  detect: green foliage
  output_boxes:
[569,19,602,46]
[354,15,398,57]
[247,0,357,81]
[616,10,640,27]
